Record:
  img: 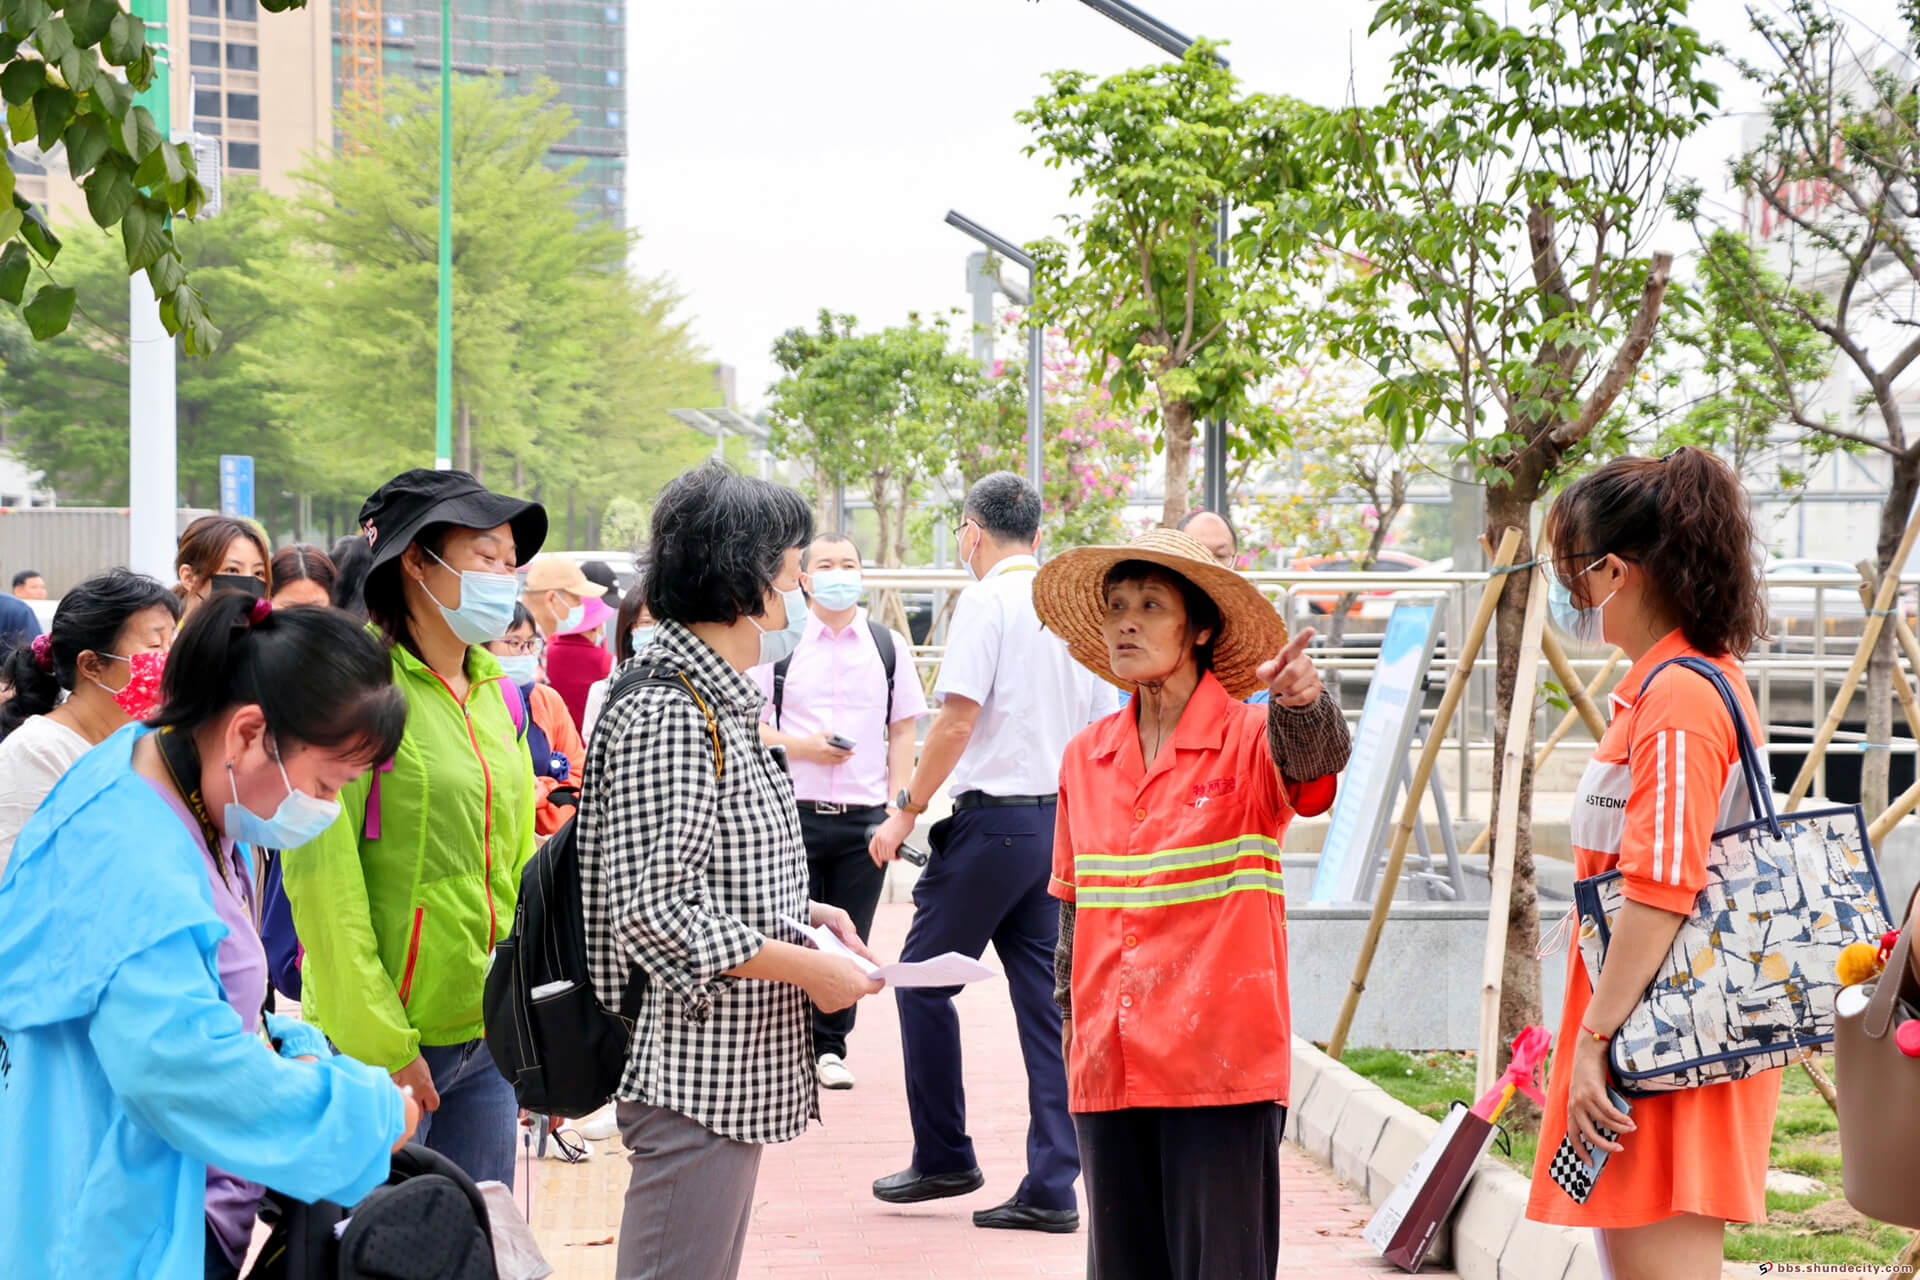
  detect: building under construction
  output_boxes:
[331,0,628,221]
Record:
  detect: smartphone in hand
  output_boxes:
[827,733,856,751]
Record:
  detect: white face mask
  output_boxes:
[808,570,863,612]
[754,586,808,665]
[959,521,981,582]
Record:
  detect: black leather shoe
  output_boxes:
[872,1166,986,1204]
[971,1198,1080,1233]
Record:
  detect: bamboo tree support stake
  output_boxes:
[1465,648,1623,858]
[1476,568,1551,1099]
[1540,630,1611,742]
[1856,571,1920,745]
[1327,526,1524,1060]
[1786,503,1920,809]
[1870,775,1920,846]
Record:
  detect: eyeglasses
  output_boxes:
[495,636,540,655]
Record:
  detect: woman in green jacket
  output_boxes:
[283,469,544,1186]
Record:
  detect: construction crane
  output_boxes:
[338,0,383,140]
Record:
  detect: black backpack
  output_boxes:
[483,664,721,1118]
[246,1143,496,1280]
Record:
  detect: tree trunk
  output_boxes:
[893,477,911,571]
[811,464,835,533]
[566,489,577,552]
[1160,398,1197,528]
[513,458,526,493]
[1485,484,1545,1094]
[455,402,473,474]
[1867,457,1920,815]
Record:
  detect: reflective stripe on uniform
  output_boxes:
[1077,865,1286,910]
[1074,833,1281,879]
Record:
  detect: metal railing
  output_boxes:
[861,568,1920,812]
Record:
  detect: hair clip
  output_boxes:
[30,633,53,672]
[248,597,274,625]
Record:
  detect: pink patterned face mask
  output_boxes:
[93,650,168,720]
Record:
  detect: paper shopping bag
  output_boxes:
[1363,1101,1495,1273]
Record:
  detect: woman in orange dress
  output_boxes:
[1526,447,1779,1280]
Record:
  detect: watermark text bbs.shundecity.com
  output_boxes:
[1754,1266,1915,1276]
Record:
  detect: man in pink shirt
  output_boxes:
[752,532,928,1090]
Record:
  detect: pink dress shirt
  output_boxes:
[750,609,928,807]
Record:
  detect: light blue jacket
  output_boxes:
[0,724,402,1280]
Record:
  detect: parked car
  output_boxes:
[1290,550,1429,617]
[1765,558,1867,625]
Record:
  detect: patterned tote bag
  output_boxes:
[1574,656,1894,1095]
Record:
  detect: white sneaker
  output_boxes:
[817,1054,856,1090]
[576,1105,620,1142]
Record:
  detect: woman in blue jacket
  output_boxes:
[0,591,421,1280]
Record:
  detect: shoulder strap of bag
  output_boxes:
[772,652,793,730]
[495,676,528,743]
[1866,913,1918,1040]
[604,663,724,781]
[1637,655,1781,839]
[868,619,896,740]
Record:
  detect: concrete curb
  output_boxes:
[1286,1037,1598,1280]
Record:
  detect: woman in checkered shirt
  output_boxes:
[577,462,884,1280]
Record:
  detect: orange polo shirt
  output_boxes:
[1052,670,1330,1114]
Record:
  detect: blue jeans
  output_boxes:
[412,1038,518,1187]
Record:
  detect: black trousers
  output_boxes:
[797,804,888,1060]
[1075,1102,1286,1280]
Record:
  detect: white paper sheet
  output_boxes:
[779,915,999,989]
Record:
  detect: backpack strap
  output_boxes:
[772,652,793,730]
[496,676,529,743]
[867,619,896,741]
[606,663,724,780]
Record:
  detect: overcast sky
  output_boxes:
[627,0,1910,412]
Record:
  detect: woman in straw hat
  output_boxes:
[1034,526,1352,1280]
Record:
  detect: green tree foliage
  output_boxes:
[1017,43,1322,526]
[1673,0,1920,815]
[1311,0,1717,1061]
[1,0,243,348]
[1639,229,1830,486]
[261,76,710,533]
[768,309,987,567]
[2,182,293,505]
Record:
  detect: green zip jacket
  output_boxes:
[282,639,537,1073]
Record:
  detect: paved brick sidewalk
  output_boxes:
[528,903,1448,1278]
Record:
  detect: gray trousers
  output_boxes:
[615,1101,765,1280]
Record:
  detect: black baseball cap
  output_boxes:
[357,469,548,574]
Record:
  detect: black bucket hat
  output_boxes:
[357,469,548,574]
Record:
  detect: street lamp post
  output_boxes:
[127,0,175,584]
[434,0,453,470]
[1074,0,1231,518]
[944,211,1043,491]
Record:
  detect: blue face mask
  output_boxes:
[422,547,520,646]
[496,653,540,686]
[1547,558,1616,647]
[631,625,656,652]
[754,587,808,665]
[225,738,342,850]
[809,570,863,612]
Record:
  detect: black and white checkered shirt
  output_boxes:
[578,620,817,1144]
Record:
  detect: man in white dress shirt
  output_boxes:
[868,472,1118,1234]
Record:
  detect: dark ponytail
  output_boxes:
[147,590,407,764]
[1544,446,1768,657]
[0,569,180,737]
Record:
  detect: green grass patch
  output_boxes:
[1343,1046,1915,1267]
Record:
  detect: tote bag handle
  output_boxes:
[1638,656,1782,841]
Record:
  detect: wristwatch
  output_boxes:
[895,787,928,815]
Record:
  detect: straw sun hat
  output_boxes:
[1033,527,1287,701]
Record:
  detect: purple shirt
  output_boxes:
[750,609,928,807]
[143,777,269,1269]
